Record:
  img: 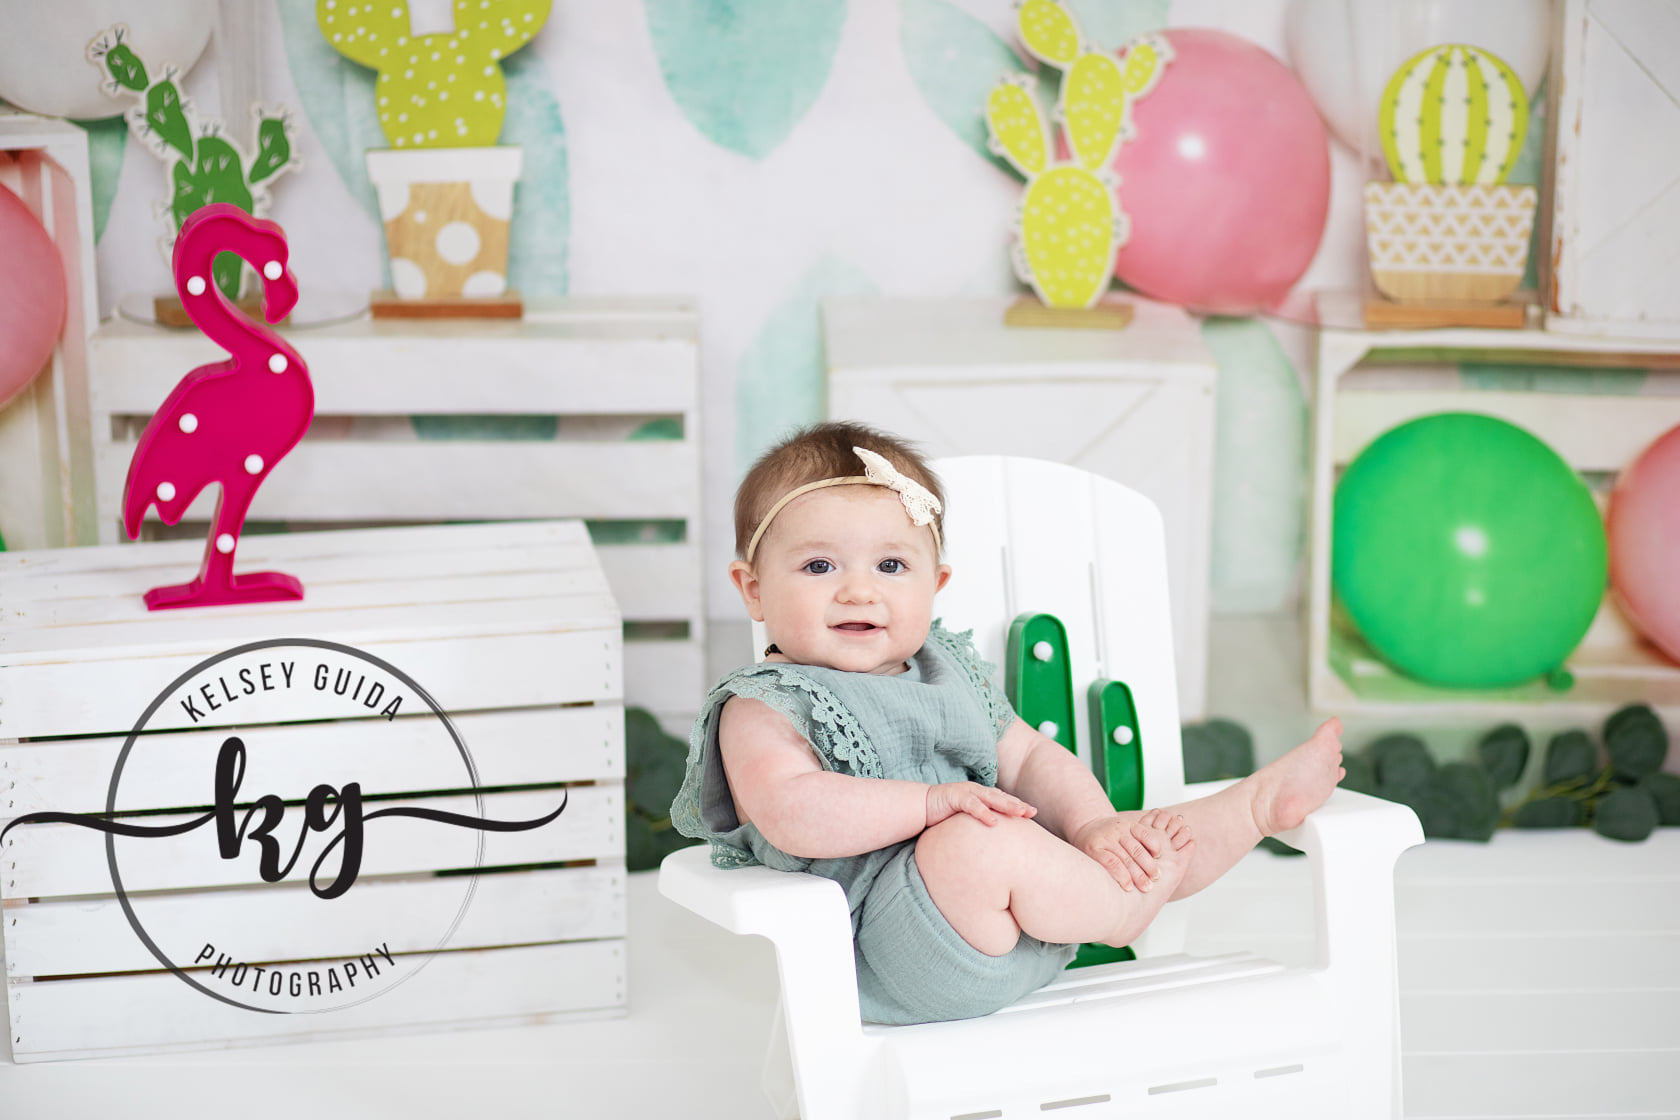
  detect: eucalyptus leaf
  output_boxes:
[1180,727,1218,784]
[1258,836,1304,857]
[1512,796,1583,829]
[1180,721,1253,782]
[1604,703,1667,781]
[1640,772,1680,827]
[1339,753,1377,796]
[1207,719,1255,779]
[1404,783,1461,840]
[1370,734,1435,797]
[625,707,690,815]
[1437,762,1498,841]
[1593,786,1659,842]
[1476,723,1530,791]
[1543,730,1597,786]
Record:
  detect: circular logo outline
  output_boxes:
[105,637,483,1014]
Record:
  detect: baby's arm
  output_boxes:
[995,717,1173,891]
[719,697,1035,860]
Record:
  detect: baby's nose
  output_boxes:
[836,572,879,602]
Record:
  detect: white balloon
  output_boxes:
[0,0,215,120]
[1285,0,1551,163]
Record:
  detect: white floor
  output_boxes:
[5,833,1677,1120]
[4,615,1677,1118]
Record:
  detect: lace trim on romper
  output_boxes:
[670,663,884,868]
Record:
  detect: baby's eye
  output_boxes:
[877,558,905,574]
[802,559,833,575]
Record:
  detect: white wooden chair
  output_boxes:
[660,456,1423,1120]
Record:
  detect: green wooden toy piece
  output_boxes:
[1072,682,1143,967]
[1378,44,1527,186]
[1089,679,1143,812]
[317,0,552,150]
[1005,612,1076,754]
[89,25,297,301]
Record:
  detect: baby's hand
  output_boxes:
[1072,809,1193,892]
[925,782,1037,829]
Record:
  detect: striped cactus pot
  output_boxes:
[1364,181,1537,303]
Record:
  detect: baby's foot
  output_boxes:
[1249,718,1346,836]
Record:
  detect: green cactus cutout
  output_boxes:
[317,0,552,149]
[984,0,1170,308]
[1378,44,1528,186]
[1005,612,1077,753]
[88,24,298,301]
[1088,679,1143,811]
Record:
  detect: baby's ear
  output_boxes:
[935,564,952,593]
[728,560,766,622]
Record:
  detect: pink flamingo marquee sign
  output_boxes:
[122,203,314,609]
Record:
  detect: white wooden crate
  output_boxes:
[824,297,1217,718]
[87,298,704,730]
[1544,0,1680,339]
[1308,292,1680,722]
[0,520,627,1061]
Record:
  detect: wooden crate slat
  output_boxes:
[5,865,625,980]
[1,537,599,602]
[1332,387,1680,470]
[95,442,700,523]
[0,519,590,577]
[1,706,624,816]
[594,542,702,623]
[8,570,615,632]
[7,937,626,1061]
[4,785,622,898]
[0,589,619,662]
[0,630,618,741]
[89,336,699,415]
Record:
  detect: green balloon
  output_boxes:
[1333,413,1606,688]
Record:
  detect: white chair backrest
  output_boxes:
[751,455,1185,808]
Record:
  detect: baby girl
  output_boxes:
[671,422,1345,1024]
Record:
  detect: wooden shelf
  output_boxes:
[1307,291,1680,720]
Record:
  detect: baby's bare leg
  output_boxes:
[915,814,1195,956]
[1158,718,1345,900]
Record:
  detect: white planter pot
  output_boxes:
[365,146,522,300]
[1364,181,1537,303]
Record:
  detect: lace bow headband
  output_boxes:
[744,446,943,563]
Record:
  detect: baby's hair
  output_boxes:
[734,421,945,559]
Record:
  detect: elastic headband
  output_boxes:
[744,447,943,563]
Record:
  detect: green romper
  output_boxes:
[669,622,1077,1025]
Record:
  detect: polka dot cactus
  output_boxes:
[983,1,1171,309]
[317,0,552,149]
[1379,44,1528,187]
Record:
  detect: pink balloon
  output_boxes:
[1109,29,1331,316]
[1608,425,1680,664]
[0,181,67,410]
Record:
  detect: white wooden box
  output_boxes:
[0,109,99,551]
[1544,0,1680,339]
[825,297,1217,718]
[0,520,627,1061]
[88,298,704,731]
[1309,292,1680,721]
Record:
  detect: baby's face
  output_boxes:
[732,486,949,675]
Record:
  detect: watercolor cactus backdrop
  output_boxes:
[71,1,1567,626]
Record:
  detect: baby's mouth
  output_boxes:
[833,622,880,633]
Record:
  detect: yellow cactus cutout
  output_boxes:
[985,5,1172,308]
